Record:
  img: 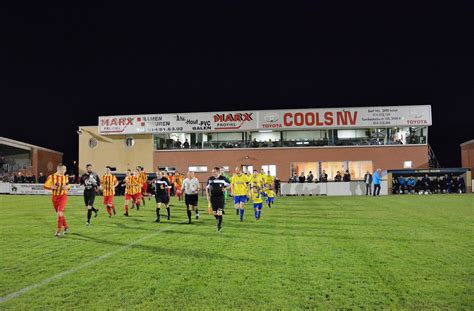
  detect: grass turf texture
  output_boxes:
[0,194,473,310]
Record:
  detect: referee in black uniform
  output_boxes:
[206,167,230,232]
[80,164,100,225]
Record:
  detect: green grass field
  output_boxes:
[0,194,473,310]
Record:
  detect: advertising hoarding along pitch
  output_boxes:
[98,105,431,135]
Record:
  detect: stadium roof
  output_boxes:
[460,139,474,147]
[0,137,63,155]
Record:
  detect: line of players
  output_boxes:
[44,164,276,236]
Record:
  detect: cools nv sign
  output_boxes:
[259,106,432,130]
[98,105,431,134]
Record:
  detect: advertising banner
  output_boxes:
[0,183,84,196]
[98,105,431,135]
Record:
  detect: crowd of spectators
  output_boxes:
[0,172,80,184]
[392,174,466,194]
[158,130,426,150]
[288,170,352,183]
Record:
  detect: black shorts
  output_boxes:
[185,194,198,206]
[84,190,96,206]
[155,194,170,204]
[210,196,225,211]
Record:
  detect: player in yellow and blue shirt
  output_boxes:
[231,167,249,222]
[249,170,264,188]
[266,186,275,208]
[250,183,264,220]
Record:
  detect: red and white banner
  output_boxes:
[98,105,431,135]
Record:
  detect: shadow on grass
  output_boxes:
[67,232,257,263]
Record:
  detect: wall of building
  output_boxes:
[32,149,63,177]
[153,145,428,180]
[461,140,474,173]
[78,126,154,175]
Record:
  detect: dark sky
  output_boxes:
[1,2,473,167]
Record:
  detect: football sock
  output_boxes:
[62,216,68,229]
[187,209,192,221]
[217,215,223,227]
[166,207,170,219]
[57,216,62,231]
[156,208,160,220]
[91,206,97,213]
[112,204,116,213]
[235,209,239,215]
[239,208,244,221]
[195,208,199,214]
[254,208,258,218]
[106,206,112,216]
[87,209,92,222]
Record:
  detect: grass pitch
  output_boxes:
[0,194,473,310]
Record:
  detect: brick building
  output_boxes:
[78,105,433,181]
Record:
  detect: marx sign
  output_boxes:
[98,105,431,135]
[213,113,254,130]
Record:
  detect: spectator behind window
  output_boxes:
[343,170,351,181]
[298,172,306,183]
[183,139,190,149]
[334,171,342,182]
[307,171,314,182]
[319,170,328,183]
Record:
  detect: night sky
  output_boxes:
[1,2,473,167]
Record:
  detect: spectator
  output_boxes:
[372,168,382,196]
[433,176,442,193]
[319,170,328,183]
[458,175,466,193]
[69,174,76,184]
[274,177,281,196]
[343,170,351,182]
[175,139,182,149]
[334,171,342,182]
[406,176,416,194]
[14,172,25,183]
[31,175,37,183]
[183,139,190,149]
[298,172,306,183]
[421,174,431,194]
[391,177,399,194]
[451,176,459,194]
[398,176,406,194]
[364,171,372,195]
[38,172,46,183]
[250,138,259,148]
[307,171,314,182]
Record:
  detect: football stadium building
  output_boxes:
[78,105,434,182]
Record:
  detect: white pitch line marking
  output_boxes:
[0,224,179,304]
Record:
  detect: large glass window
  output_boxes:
[347,161,373,180]
[321,161,346,181]
[290,162,318,180]
[261,164,277,176]
[153,127,428,150]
